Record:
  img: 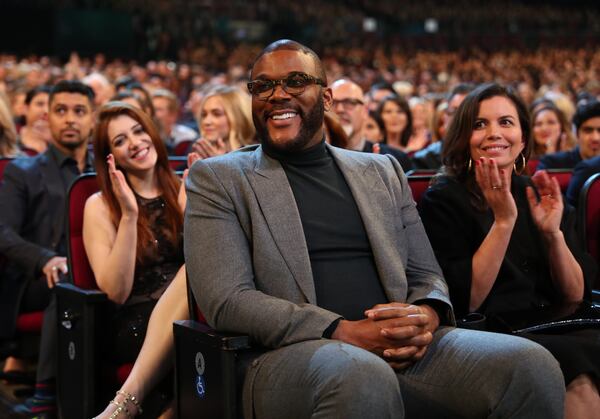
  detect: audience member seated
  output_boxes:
[407,97,433,153]
[531,103,576,159]
[0,96,19,158]
[83,102,191,417]
[365,81,395,111]
[189,85,256,160]
[412,83,474,170]
[151,89,198,153]
[185,40,565,419]
[331,78,413,171]
[537,101,600,170]
[110,91,147,112]
[566,154,600,208]
[419,83,600,419]
[2,81,96,417]
[376,94,415,153]
[17,86,52,156]
[363,109,384,143]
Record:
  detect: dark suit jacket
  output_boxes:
[362,140,414,172]
[537,147,582,170]
[0,149,69,337]
[566,155,600,208]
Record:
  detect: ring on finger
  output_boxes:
[51,266,58,271]
[491,185,501,190]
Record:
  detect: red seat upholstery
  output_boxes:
[0,157,13,181]
[173,140,192,156]
[527,158,539,175]
[579,173,600,262]
[546,168,572,194]
[168,156,187,170]
[407,175,433,205]
[67,174,100,290]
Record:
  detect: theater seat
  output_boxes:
[407,174,433,205]
[546,168,573,194]
[55,174,133,419]
[173,140,193,156]
[578,173,600,289]
[173,272,250,419]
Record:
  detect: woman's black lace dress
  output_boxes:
[109,193,183,363]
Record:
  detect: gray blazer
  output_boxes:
[184,143,453,349]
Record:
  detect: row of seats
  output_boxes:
[2,157,600,417]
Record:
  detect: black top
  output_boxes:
[537,146,582,170]
[263,140,388,320]
[362,140,414,172]
[127,194,184,306]
[418,174,595,318]
[566,154,600,207]
[411,141,443,170]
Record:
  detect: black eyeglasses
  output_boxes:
[332,98,364,110]
[247,73,326,100]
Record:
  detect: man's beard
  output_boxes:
[57,134,88,150]
[254,95,325,153]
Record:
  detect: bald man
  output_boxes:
[331,78,413,172]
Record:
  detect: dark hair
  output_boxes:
[115,75,136,92]
[442,83,532,209]
[368,109,385,134]
[448,83,476,102]
[367,82,394,99]
[126,82,155,117]
[324,111,349,149]
[573,100,600,132]
[376,94,413,147]
[49,80,95,106]
[110,90,145,110]
[93,102,182,265]
[25,85,52,105]
[252,39,327,84]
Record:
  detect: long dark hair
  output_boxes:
[376,94,413,147]
[441,83,532,210]
[93,102,182,265]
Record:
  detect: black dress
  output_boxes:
[109,193,184,364]
[419,174,600,384]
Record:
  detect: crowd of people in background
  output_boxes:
[2,36,600,418]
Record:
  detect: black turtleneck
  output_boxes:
[263,140,388,321]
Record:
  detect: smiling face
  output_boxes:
[108,114,158,173]
[200,96,231,142]
[533,109,561,148]
[381,100,407,135]
[48,92,93,151]
[469,96,525,170]
[250,49,332,152]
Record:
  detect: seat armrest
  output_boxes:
[174,320,251,351]
[55,282,107,303]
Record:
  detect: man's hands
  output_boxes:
[42,256,68,288]
[332,302,440,370]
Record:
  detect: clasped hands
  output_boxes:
[333,302,439,370]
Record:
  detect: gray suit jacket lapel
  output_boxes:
[329,145,405,300]
[245,149,316,303]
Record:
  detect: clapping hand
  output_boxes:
[526,170,563,235]
[107,154,138,218]
[178,152,200,212]
[474,157,517,224]
[191,137,229,160]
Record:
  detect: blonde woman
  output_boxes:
[191,85,256,159]
[0,95,19,157]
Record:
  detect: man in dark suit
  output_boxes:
[331,78,413,172]
[0,80,95,418]
[538,100,600,170]
[185,40,565,418]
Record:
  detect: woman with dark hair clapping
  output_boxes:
[419,83,600,418]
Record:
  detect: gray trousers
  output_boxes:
[244,327,565,419]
